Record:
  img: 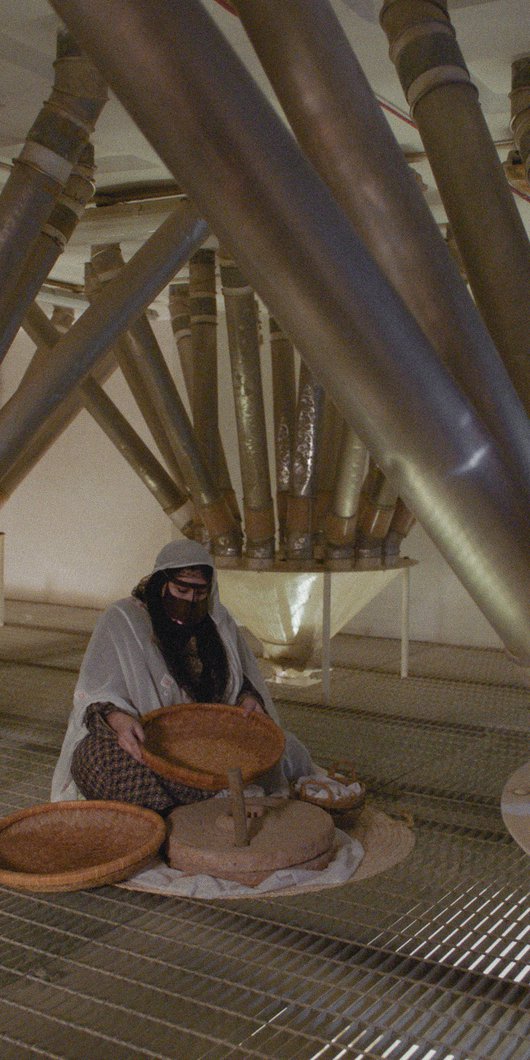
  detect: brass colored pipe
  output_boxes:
[189,249,219,482]
[380,0,530,412]
[314,395,344,547]
[286,362,325,560]
[44,0,530,659]
[324,425,367,560]
[269,316,296,552]
[511,57,530,183]
[0,32,107,361]
[169,280,241,526]
[220,254,275,559]
[235,0,530,471]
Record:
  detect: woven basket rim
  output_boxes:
[141,702,285,790]
[0,800,166,892]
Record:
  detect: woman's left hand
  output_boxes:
[238,694,265,717]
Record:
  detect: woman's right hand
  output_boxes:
[106,710,145,763]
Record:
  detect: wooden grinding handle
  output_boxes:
[227,767,250,847]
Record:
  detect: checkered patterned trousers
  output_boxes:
[71,706,213,814]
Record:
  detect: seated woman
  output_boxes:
[51,539,315,813]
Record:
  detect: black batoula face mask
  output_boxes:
[162,588,209,626]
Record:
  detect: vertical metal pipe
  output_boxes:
[324,425,367,561]
[169,279,241,526]
[89,254,241,554]
[44,0,530,658]
[0,32,107,359]
[219,253,275,559]
[234,0,530,466]
[380,0,530,412]
[189,249,219,482]
[314,395,344,553]
[286,362,325,560]
[0,143,96,361]
[511,57,530,184]
[356,460,399,565]
[269,316,296,553]
[384,499,417,565]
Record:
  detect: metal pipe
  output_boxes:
[324,426,367,560]
[189,249,219,482]
[169,277,240,524]
[356,460,399,566]
[235,0,530,466]
[286,362,325,560]
[0,32,107,359]
[219,253,275,559]
[380,0,530,414]
[0,143,96,361]
[384,499,416,565]
[84,252,188,493]
[89,251,241,554]
[0,305,116,502]
[18,303,195,530]
[0,201,208,487]
[511,57,530,184]
[43,0,530,658]
[314,395,344,550]
[268,315,296,552]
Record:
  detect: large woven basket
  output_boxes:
[0,800,166,893]
[141,702,285,790]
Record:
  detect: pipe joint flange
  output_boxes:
[17,141,72,187]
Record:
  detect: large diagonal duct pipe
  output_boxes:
[169,279,241,524]
[0,31,107,360]
[324,426,367,561]
[89,247,240,555]
[24,304,194,530]
[220,254,275,559]
[511,57,530,185]
[0,143,96,361]
[380,0,530,412]
[235,0,530,464]
[286,363,325,560]
[44,0,530,659]
[268,316,296,553]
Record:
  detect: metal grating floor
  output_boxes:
[0,620,528,1059]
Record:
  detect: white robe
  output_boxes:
[51,540,311,801]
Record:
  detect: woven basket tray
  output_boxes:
[0,800,166,893]
[141,702,285,790]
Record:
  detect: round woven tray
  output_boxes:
[0,801,166,893]
[141,702,285,790]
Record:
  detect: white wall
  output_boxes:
[0,315,501,648]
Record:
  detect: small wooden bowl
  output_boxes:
[141,702,285,791]
[0,801,166,893]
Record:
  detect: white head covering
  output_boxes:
[51,539,279,801]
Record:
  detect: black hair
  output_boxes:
[138,569,229,702]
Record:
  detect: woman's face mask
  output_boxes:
[161,570,210,626]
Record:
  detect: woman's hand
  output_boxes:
[106,710,145,762]
[238,694,265,717]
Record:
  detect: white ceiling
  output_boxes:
[0,0,528,294]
